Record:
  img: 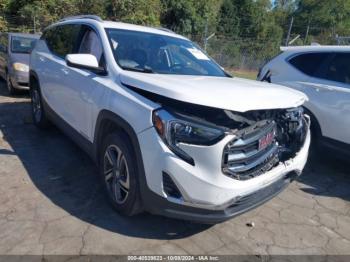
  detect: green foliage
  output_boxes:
[217,0,239,36]
[160,0,220,35]
[0,0,348,69]
[106,0,161,25]
[294,0,350,39]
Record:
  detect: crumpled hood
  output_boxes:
[120,71,307,112]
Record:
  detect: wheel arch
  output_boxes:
[29,70,40,90]
[93,110,145,170]
[93,109,148,202]
[303,106,322,138]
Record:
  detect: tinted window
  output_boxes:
[289,53,331,76]
[11,36,37,54]
[320,53,350,85]
[44,24,81,58]
[78,27,103,63]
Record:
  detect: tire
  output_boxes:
[6,73,17,95]
[30,80,50,128]
[99,133,143,216]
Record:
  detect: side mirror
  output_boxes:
[66,54,107,75]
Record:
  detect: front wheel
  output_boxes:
[6,73,16,95]
[30,82,49,128]
[100,133,143,216]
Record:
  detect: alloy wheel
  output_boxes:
[103,145,130,204]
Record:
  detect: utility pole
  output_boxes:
[285,16,294,46]
[203,18,215,52]
[304,20,310,44]
[204,17,208,51]
[33,15,36,33]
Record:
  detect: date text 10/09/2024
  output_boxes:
[127,256,220,261]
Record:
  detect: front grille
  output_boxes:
[222,121,279,180]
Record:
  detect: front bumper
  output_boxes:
[10,71,29,90]
[142,171,298,224]
[138,121,311,223]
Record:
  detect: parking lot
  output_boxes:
[0,80,350,256]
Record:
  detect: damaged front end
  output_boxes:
[164,102,308,181]
[221,107,309,180]
[134,88,309,181]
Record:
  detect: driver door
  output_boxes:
[62,25,106,142]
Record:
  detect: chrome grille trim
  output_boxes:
[222,121,279,180]
[226,144,278,173]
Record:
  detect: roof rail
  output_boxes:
[58,15,103,23]
[156,27,175,34]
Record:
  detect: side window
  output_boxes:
[320,53,350,85]
[78,27,103,64]
[43,24,81,58]
[288,53,331,76]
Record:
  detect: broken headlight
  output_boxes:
[152,109,225,165]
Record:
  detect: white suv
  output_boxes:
[258,46,350,156]
[30,16,310,223]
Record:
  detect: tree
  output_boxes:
[216,0,239,36]
[160,0,220,35]
[293,0,350,43]
[106,0,161,26]
[0,0,9,31]
[273,0,296,30]
[75,0,106,18]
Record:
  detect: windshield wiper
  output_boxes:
[121,66,154,73]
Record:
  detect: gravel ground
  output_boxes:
[0,80,350,256]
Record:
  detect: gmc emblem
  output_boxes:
[259,130,276,151]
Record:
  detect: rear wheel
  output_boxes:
[30,80,49,128]
[100,133,142,216]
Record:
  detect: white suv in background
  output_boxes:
[30,15,310,223]
[258,46,350,156]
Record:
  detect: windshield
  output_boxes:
[11,36,37,54]
[106,28,227,77]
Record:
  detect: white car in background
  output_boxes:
[258,46,350,156]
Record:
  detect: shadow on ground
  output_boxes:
[298,150,350,202]
[0,80,210,240]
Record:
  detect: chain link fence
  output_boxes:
[0,13,52,34]
[1,14,345,80]
[191,35,280,79]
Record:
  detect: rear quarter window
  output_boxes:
[319,52,350,85]
[288,52,331,76]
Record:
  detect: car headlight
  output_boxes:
[13,63,29,72]
[152,109,225,165]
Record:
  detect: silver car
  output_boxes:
[0,32,40,94]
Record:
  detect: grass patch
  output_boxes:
[228,69,258,80]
